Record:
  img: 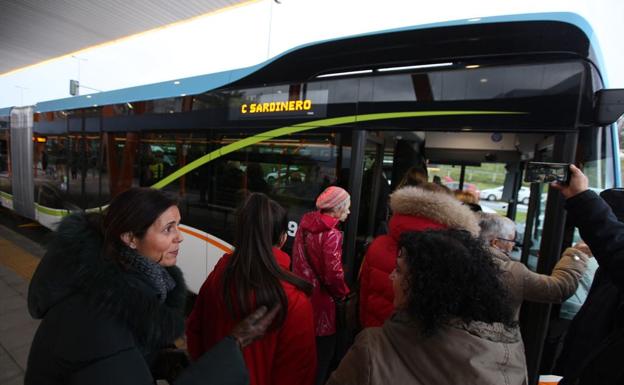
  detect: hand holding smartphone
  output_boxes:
[524,162,571,184]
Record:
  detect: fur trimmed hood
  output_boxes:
[28,213,187,350]
[389,187,480,236]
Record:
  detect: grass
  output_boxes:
[430,162,529,224]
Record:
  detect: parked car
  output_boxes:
[265,167,305,184]
[480,186,531,205]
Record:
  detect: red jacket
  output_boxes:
[186,248,316,385]
[292,211,350,336]
[359,187,480,328]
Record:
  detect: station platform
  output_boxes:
[0,221,44,385]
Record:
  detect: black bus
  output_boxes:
[1,12,623,383]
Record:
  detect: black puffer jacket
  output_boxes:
[25,213,189,385]
[556,190,624,385]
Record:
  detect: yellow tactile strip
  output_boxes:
[0,238,40,281]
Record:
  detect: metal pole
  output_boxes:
[343,129,365,287]
[459,165,466,190]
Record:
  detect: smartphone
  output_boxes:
[524,162,570,184]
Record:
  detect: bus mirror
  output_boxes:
[595,89,624,125]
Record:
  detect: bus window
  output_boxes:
[179,131,343,247]
[580,125,617,191]
[0,127,10,195]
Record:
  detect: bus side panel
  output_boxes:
[10,107,35,220]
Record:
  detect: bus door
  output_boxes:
[344,131,386,286]
[519,132,579,382]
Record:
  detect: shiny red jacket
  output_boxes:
[359,187,481,328]
[186,248,316,385]
[292,211,350,336]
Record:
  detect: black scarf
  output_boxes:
[121,247,176,303]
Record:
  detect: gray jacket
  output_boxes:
[489,246,588,320]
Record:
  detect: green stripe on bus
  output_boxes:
[35,204,70,217]
[0,191,12,200]
[151,110,524,190]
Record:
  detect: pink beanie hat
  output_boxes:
[316,186,350,210]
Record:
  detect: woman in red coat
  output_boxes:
[359,183,480,328]
[291,186,351,385]
[186,193,316,385]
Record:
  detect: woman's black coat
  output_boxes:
[24,213,248,385]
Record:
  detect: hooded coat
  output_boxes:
[292,211,350,336]
[359,187,480,328]
[327,312,527,385]
[24,213,247,385]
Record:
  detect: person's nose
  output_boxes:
[175,227,184,243]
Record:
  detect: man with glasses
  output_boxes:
[478,212,588,322]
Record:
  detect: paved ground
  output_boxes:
[0,223,45,385]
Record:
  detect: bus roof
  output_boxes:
[33,12,602,114]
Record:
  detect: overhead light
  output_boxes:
[480,78,488,83]
[378,62,453,72]
[465,64,480,69]
[317,69,373,78]
[93,104,98,107]
[86,95,92,99]
[468,18,481,22]
[180,93,186,97]
[126,102,134,109]
[173,81,181,85]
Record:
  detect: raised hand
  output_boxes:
[551,164,589,199]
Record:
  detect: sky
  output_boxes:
[1,0,623,108]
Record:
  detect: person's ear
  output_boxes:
[120,232,137,249]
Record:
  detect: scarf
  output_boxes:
[121,247,176,303]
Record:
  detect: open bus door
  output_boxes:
[343,130,386,287]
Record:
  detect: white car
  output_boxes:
[265,167,305,184]
[480,186,531,205]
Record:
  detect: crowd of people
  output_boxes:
[23,163,624,384]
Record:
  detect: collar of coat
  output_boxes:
[389,187,480,236]
[28,213,187,350]
[386,311,521,344]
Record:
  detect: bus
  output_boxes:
[1,12,623,383]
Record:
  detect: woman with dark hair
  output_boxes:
[26,188,276,385]
[328,230,527,385]
[187,192,316,385]
[359,184,479,328]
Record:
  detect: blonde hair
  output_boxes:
[454,189,478,205]
[397,167,428,189]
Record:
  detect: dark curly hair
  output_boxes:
[398,229,514,336]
